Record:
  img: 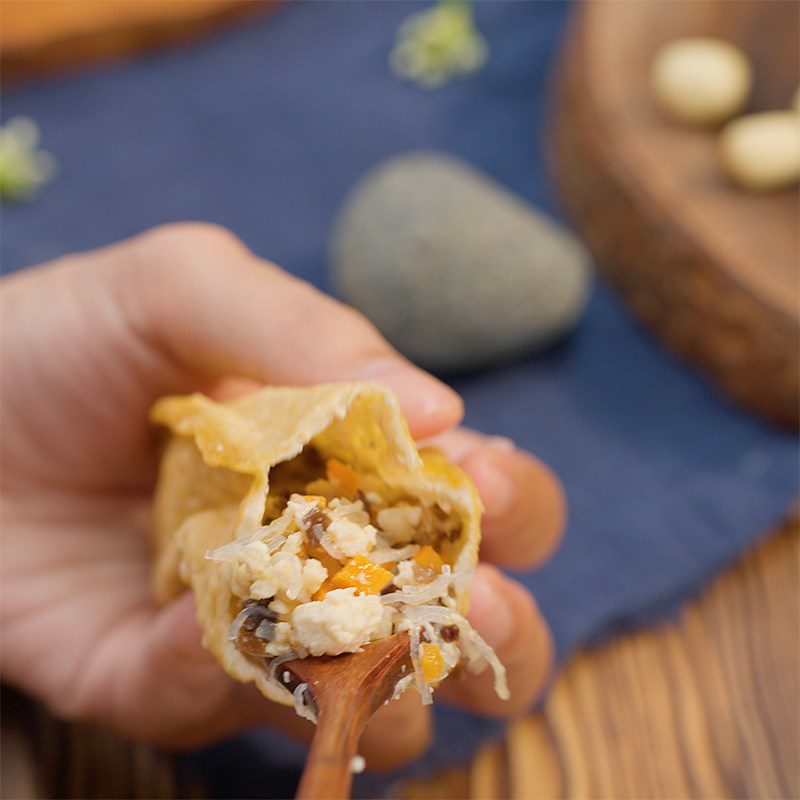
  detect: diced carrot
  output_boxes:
[325,458,360,496]
[413,545,443,573]
[330,555,393,595]
[299,494,328,506]
[312,579,336,601]
[420,643,444,682]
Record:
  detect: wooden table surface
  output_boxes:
[0,1,271,82]
[2,519,797,800]
[401,518,799,800]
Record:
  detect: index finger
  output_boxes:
[120,223,463,439]
[424,427,566,569]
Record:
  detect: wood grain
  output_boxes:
[290,632,413,800]
[551,0,800,428]
[2,521,796,799]
[0,689,175,799]
[401,518,799,800]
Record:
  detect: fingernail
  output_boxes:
[473,454,515,520]
[356,358,463,433]
[468,570,515,650]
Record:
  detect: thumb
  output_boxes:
[92,592,262,749]
[128,594,432,766]
[117,222,463,439]
[98,593,433,768]
[93,592,311,750]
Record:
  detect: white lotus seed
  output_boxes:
[651,37,752,126]
[718,111,800,191]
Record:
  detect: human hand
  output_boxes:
[0,223,564,769]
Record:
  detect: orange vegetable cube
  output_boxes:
[298,494,328,506]
[311,579,336,601]
[413,545,443,573]
[420,643,444,682]
[330,555,393,595]
[326,458,360,496]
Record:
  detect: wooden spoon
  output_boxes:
[283,633,413,800]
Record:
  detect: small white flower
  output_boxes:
[390,1,488,89]
[0,117,57,201]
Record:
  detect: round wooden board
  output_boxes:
[551,0,799,428]
[0,0,272,82]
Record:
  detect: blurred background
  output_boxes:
[1,1,798,798]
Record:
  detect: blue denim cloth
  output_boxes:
[3,2,796,796]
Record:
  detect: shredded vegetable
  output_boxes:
[368,544,420,563]
[228,603,274,641]
[409,623,432,704]
[293,682,317,724]
[217,467,507,713]
[380,565,454,606]
[267,650,300,687]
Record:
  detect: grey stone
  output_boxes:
[330,152,591,372]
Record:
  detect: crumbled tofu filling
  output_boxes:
[291,588,384,656]
[210,447,508,708]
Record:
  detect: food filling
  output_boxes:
[209,447,508,706]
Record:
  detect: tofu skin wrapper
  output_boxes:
[150,382,484,707]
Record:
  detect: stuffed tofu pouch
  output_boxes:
[151,382,507,713]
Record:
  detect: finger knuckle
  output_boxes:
[120,222,251,317]
[495,455,567,569]
[135,221,248,269]
[44,686,87,720]
[312,293,379,339]
[42,665,101,722]
[326,305,399,365]
[278,283,397,364]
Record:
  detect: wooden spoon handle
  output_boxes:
[289,634,412,799]
[295,701,366,800]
